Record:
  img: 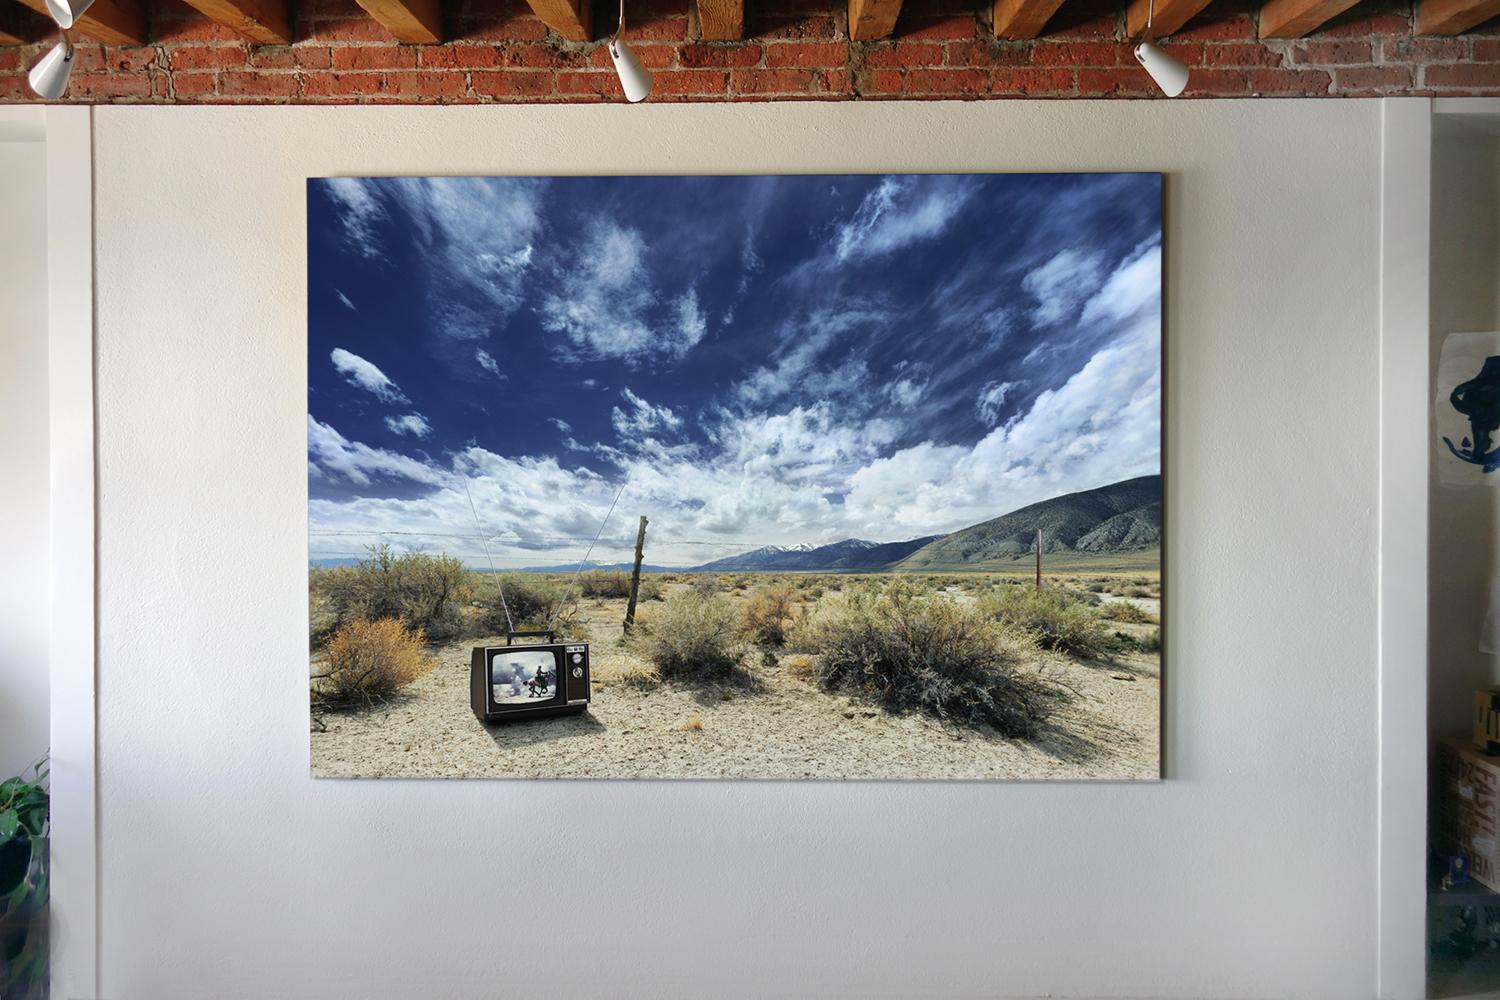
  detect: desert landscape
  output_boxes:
[309,478,1163,781]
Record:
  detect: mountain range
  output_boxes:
[688,536,942,573]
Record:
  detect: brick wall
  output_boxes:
[1,0,1497,102]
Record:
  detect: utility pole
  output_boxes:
[624,515,649,633]
[1032,527,1044,590]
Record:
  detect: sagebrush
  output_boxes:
[742,584,799,646]
[315,617,433,706]
[312,545,469,644]
[637,591,746,682]
[793,582,1052,736]
[979,585,1111,660]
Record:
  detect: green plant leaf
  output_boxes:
[0,811,17,841]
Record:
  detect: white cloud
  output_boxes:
[385,413,432,438]
[736,308,877,405]
[888,378,925,409]
[1081,241,1161,325]
[335,289,356,311]
[322,178,387,260]
[330,348,407,404]
[1023,249,1104,326]
[475,349,504,380]
[539,222,706,366]
[308,417,445,487]
[548,418,572,434]
[612,388,683,438]
[975,380,1018,427]
[833,177,973,262]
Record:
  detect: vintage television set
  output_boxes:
[470,630,590,723]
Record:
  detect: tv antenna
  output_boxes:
[462,478,630,636]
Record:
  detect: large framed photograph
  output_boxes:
[307,172,1162,780]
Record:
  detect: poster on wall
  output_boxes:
[307,173,1163,780]
[1437,330,1500,487]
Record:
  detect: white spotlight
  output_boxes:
[43,0,94,29]
[609,0,651,102]
[28,40,76,100]
[1134,40,1188,97]
[609,38,652,103]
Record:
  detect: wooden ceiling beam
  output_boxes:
[1124,0,1211,37]
[176,0,290,42]
[354,0,442,43]
[849,0,901,39]
[1416,0,1500,34]
[13,0,145,44]
[993,0,1066,38]
[696,0,743,39]
[519,0,591,41]
[1259,0,1361,36]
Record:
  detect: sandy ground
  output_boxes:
[311,594,1161,781]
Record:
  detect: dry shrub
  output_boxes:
[590,652,661,689]
[794,583,1051,736]
[682,716,704,732]
[979,585,1111,660]
[638,591,746,682]
[691,574,718,596]
[315,618,432,706]
[783,653,817,683]
[577,570,663,601]
[313,544,469,644]
[743,584,799,646]
[1098,601,1159,625]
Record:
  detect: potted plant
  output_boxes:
[0,757,48,1000]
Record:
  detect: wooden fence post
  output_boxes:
[624,515,649,633]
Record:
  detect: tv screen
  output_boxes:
[491,650,560,705]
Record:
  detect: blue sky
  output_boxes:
[308,173,1161,569]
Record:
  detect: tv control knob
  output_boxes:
[571,653,583,664]
[572,666,584,679]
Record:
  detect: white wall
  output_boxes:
[1429,123,1500,734]
[91,101,1382,1000]
[0,113,51,779]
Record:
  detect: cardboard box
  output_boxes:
[1433,735,1500,891]
[1476,688,1500,755]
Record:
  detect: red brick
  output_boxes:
[1317,12,1409,37]
[900,16,977,41]
[169,46,248,70]
[652,68,730,93]
[555,70,619,94]
[217,70,300,97]
[730,67,815,91]
[1029,41,1122,66]
[295,46,334,68]
[384,70,469,96]
[1204,42,1282,67]
[471,69,555,95]
[1174,14,1254,41]
[862,67,904,92]
[990,66,1074,93]
[453,16,552,42]
[821,68,853,91]
[754,15,838,39]
[1290,40,1371,64]
[1182,67,1250,95]
[944,40,1014,66]
[678,43,763,67]
[1077,66,1153,95]
[312,18,394,41]
[1424,62,1500,89]
[66,72,152,99]
[248,46,298,69]
[419,45,507,68]
[1046,12,1118,39]
[627,16,690,40]
[1381,36,1468,62]
[301,71,387,96]
[0,51,22,73]
[1248,67,1332,94]
[333,46,418,69]
[765,41,847,66]
[172,72,219,97]
[1334,64,1413,91]
[863,41,942,67]
[155,19,244,43]
[904,67,989,93]
[1475,38,1500,61]
[588,42,677,68]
